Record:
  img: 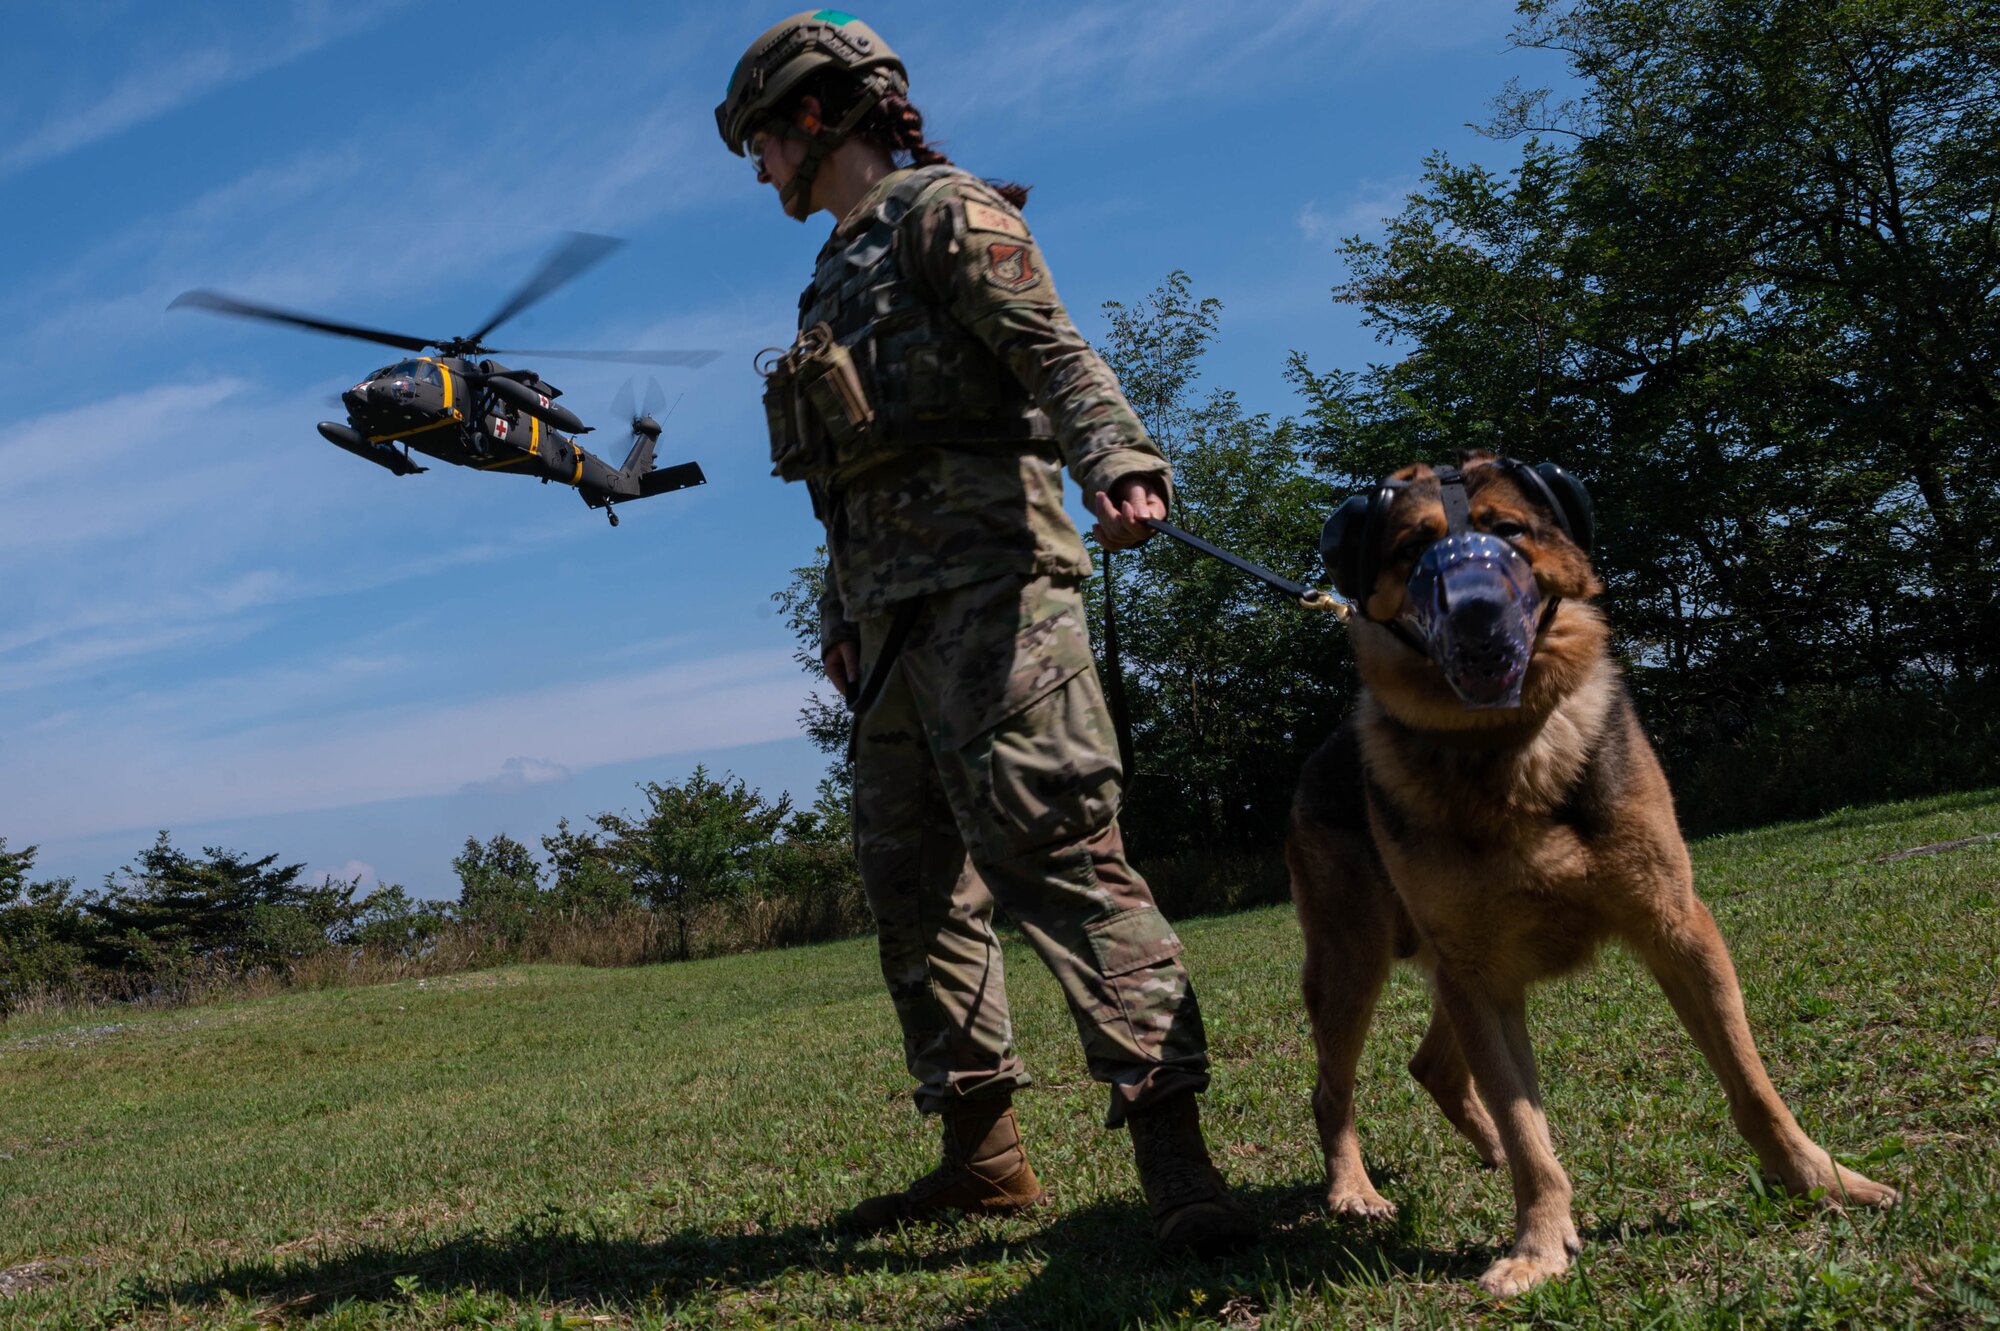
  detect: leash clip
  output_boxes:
[1299,588,1350,618]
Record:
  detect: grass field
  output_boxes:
[3,790,1997,1329]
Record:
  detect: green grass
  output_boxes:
[3,789,1997,1329]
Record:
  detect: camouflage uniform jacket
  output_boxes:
[774,165,1171,650]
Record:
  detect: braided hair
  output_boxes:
[794,72,1031,210]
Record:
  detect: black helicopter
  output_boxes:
[171,234,718,526]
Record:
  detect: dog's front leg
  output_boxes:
[1410,998,1507,1169]
[1633,894,1900,1209]
[1290,830,1398,1219]
[1433,965,1581,1296]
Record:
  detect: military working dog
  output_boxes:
[1288,453,1898,1296]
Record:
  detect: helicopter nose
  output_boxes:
[340,384,370,413]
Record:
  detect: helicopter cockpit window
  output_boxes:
[379,359,439,384]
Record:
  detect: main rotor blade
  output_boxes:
[487,347,723,367]
[467,232,625,345]
[169,290,436,353]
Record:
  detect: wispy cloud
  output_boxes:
[0,380,572,693]
[0,1,416,180]
[917,0,1493,121]
[1,24,740,383]
[1298,176,1419,247]
[5,648,809,841]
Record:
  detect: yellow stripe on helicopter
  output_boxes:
[429,358,455,414]
[369,416,459,445]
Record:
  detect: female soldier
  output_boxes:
[718,10,1252,1255]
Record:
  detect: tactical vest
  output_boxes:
[762,166,1055,490]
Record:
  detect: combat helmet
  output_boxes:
[716,10,908,218]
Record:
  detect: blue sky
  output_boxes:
[1,0,1561,896]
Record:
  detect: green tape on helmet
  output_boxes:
[811,9,858,22]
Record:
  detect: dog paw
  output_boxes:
[1477,1249,1571,1298]
[1325,1187,1397,1221]
[1780,1158,1901,1210]
[1826,1165,1900,1210]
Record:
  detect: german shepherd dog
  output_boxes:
[1288,454,1899,1296]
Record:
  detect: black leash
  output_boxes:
[1097,521,1345,781]
[846,600,922,715]
[1142,519,1349,616]
[852,521,1342,766]
[1100,546,1136,780]
[842,598,922,764]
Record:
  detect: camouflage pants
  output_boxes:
[851,571,1210,1127]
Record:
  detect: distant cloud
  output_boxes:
[460,757,573,797]
[312,859,377,889]
[1298,177,1418,247]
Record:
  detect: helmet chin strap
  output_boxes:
[778,78,895,221]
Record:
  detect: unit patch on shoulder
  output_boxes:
[985,242,1041,293]
[964,198,1028,239]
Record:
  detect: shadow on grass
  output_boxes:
[1695,785,2000,847]
[133,1182,1498,1326]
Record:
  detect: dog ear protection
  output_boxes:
[1319,458,1593,604]
[1507,459,1594,555]
[1320,483,1399,604]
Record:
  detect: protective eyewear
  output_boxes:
[747,118,815,177]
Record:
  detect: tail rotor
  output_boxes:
[600,376,706,519]
[609,379,636,437]
[639,378,667,435]
[614,377,666,478]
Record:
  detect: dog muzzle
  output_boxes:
[1396,533,1543,709]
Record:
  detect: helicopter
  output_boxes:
[170,233,719,527]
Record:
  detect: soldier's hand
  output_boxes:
[1092,474,1168,551]
[823,639,860,701]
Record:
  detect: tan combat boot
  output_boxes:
[839,1096,1046,1233]
[1128,1092,1257,1256]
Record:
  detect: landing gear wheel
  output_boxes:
[606,508,620,528]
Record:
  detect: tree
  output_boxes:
[1090,274,1356,858]
[1298,0,1999,785]
[87,833,357,984]
[539,818,637,920]
[592,768,793,960]
[450,833,543,942]
[341,883,448,959]
[0,838,101,1010]
[770,548,855,780]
